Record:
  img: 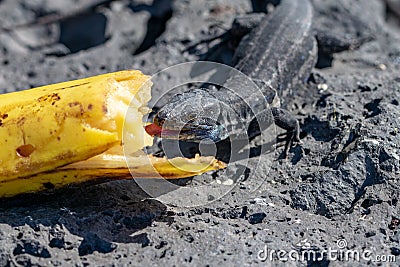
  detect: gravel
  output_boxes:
[0,0,399,266]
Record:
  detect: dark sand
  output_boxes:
[0,0,399,266]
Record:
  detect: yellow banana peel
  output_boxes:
[0,70,226,198]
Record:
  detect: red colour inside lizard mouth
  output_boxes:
[145,123,184,138]
[145,123,163,136]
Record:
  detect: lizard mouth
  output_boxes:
[144,122,191,139]
[145,117,226,143]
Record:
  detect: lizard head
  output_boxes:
[146,89,228,143]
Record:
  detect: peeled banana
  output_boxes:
[0,70,225,198]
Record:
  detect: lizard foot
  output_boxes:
[271,107,301,158]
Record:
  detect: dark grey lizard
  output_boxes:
[148,0,317,156]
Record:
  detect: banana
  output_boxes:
[0,70,225,198]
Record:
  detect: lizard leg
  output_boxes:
[271,107,301,156]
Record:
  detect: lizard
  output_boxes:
[145,0,317,157]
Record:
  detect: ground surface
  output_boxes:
[0,0,399,266]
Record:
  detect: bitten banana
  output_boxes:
[0,70,225,198]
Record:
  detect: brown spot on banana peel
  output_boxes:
[0,113,8,126]
[16,144,35,157]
